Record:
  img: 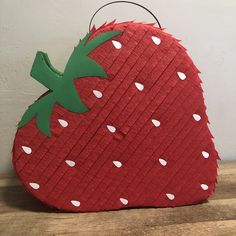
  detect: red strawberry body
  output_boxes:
[13,22,219,212]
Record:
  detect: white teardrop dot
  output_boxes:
[93,90,103,99]
[22,146,32,154]
[58,119,68,128]
[120,198,128,205]
[193,114,201,122]
[107,125,116,133]
[152,119,161,127]
[201,184,209,191]
[159,158,167,166]
[113,161,122,168]
[166,193,175,200]
[177,72,186,80]
[71,200,81,207]
[202,151,209,159]
[151,36,161,45]
[65,160,75,167]
[135,82,144,91]
[29,182,40,190]
[112,40,122,49]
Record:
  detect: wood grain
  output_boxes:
[0,161,235,236]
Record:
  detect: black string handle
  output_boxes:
[89,1,162,31]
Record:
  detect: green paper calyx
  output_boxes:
[18,30,122,137]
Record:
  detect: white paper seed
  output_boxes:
[151,36,161,45]
[22,146,32,154]
[65,160,76,167]
[201,184,209,190]
[113,161,122,168]
[58,119,68,127]
[202,151,209,159]
[177,72,186,80]
[193,114,201,121]
[152,119,161,127]
[135,82,144,91]
[107,125,116,133]
[93,90,103,99]
[120,198,128,205]
[29,182,40,190]
[159,158,167,166]
[71,200,81,207]
[112,40,122,49]
[166,193,175,200]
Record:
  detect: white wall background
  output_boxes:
[0,0,236,174]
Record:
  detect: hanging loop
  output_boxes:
[89,1,162,31]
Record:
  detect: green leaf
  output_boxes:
[19,93,56,136]
[63,30,122,80]
[64,57,107,80]
[84,31,122,54]
[56,84,88,113]
[36,100,54,137]
[18,105,37,128]
[80,32,91,46]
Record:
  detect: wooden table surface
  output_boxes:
[0,161,235,236]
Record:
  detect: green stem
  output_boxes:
[31,52,62,90]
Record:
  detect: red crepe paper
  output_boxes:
[13,21,219,212]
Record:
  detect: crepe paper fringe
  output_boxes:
[13,22,219,212]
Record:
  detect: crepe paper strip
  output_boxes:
[89,86,204,203]
[151,145,212,206]
[82,74,198,194]
[113,48,182,129]
[18,30,122,137]
[109,99,198,186]
[68,32,182,163]
[68,86,206,206]
[106,48,183,162]
[138,90,202,161]
[75,53,192,182]
[115,126,208,205]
